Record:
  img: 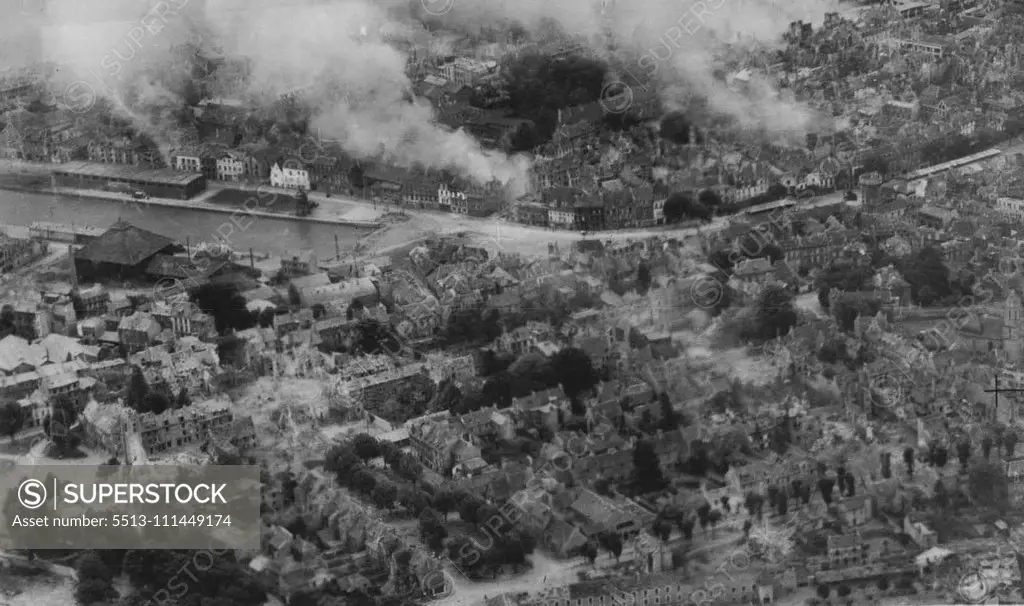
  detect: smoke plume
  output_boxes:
[204,0,530,190]
[432,0,846,138]
[30,0,842,187]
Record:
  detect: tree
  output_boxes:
[881,452,892,479]
[776,490,789,515]
[0,304,14,339]
[582,542,598,566]
[551,346,600,404]
[637,262,652,296]
[325,443,361,480]
[396,453,424,481]
[708,509,723,535]
[744,492,764,520]
[76,552,113,583]
[653,519,673,541]
[432,490,456,520]
[931,444,948,468]
[818,478,835,504]
[288,283,302,306]
[633,440,666,492]
[598,531,623,561]
[837,585,851,598]
[143,390,171,415]
[659,393,679,431]
[663,192,690,223]
[743,518,753,538]
[1004,431,1019,458]
[174,387,191,409]
[419,508,447,552]
[126,365,149,412]
[459,495,483,524]
[957,440,971,468]
[904,447,915,478]
[877,577,890,591]
[933,479,948,508]
[982,435,994,460]
[352,468,377,494]
[746,284,798,342]
[767,485,780,512]
[969,461,1009,509]
[0,401,25,439]
[817,584,830,599]
[903,246,952,305]
[799,483,812,505]
[352,433,382,461]
[698,189,722,209]
[75,578,116,605]
[679,517,695,540]
[697,503,711,533]
[371,481,398,510]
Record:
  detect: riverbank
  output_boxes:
[0,160,731,262]
[0,161,384,229]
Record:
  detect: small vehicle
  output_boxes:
[131,191,149,200]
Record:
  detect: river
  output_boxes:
[0,189,375,260]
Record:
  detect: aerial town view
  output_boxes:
[5,0,1024,604]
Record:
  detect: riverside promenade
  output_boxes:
[0,159,385,228]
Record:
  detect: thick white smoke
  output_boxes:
[204,0,530,190]
[29,0,842,187]
[434,0,846,138]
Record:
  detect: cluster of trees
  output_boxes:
[633,439,667,493]
[740,284,799,343]
[819,245,960,312]
[74,552,119,605]
[324,434,425,510]
[418,487,537,578]
[440,308,502,346]
[663,191,716,223]
[191,283,259,334]
[126,366,192,415]
[0,401,25,440]
[45,395,82,457]
[492,52,610,149]
[0,304,27,340]
[897,429,1019,482]
[919,131,1005,168]
[74,548,265,606]
[475,347,600,414]
[444,526,537,579]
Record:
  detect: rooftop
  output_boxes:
[53,161,205,186]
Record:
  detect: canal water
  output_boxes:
[0,189,375,259]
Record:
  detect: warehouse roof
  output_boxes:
[75,219,176,265]
[53,161,205,186]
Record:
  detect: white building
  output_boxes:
[653,197,665,224]
[175,153,201,173]
[440,58,497,87]
[437,183,465,208]
[997,197,1024,220]
[548,208,574,228]
[216,153,244,181]
[270,162,311,190]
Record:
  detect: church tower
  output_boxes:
[1003,290,1023,363]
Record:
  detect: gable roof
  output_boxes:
[75,220,176,265]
